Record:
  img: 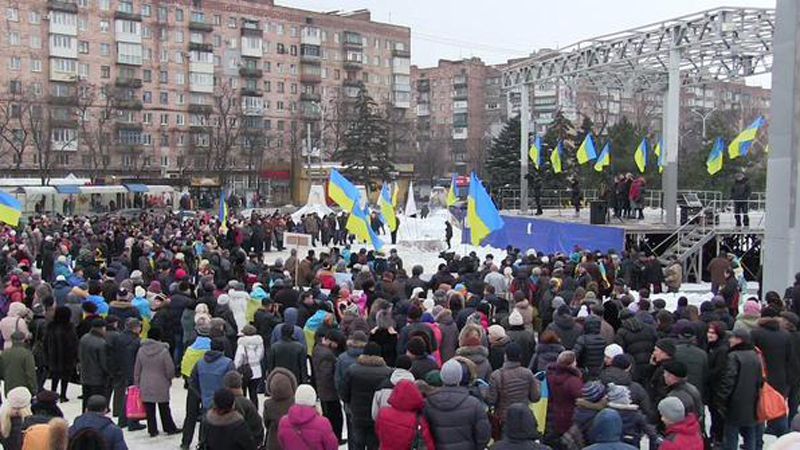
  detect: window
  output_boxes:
[228,17,236,28]
[118,0,133,13]
[143,69,152,82]
[175,8,184,21]
[143,91,152,103]
[9,32,19,46]
[31,59,42,72]
[276,43,285,54]
[29,11,40,24]
[160,113,169,125]
[143,112,152,124]
[79,41,89,53]
[277,120,284,131]
[277,24,284,35]
[51,57,76,74]
[213,15,221,25]
[177,94,185,105]
[160,133,169,146]
[290,83,297,94]
[277,82,285,93]
[100,20,109,33]
[6,8,18,22]
[264,61,271,72]
[142,4,151,16]
[142,26,151,39]
[263,81,271,92]
[176,114,185,126]
[189,72,213,87]
[142,133,152,146]
[78,0,88,6]
[78,17,87,32]
[228,38,237,49]
[160,91,168,104]
[52,128,76,146]
[175,31,184,43]
[99,0,110,11]
[176,72,185,85]
[100,43,110,56]
[78,63,89,78]
[117,42,142,65]
[161,49,169,62]
[161,156,169,167]
[277,101,284,111]
[213,34,222,46]
[116,19,140,35]
[157,6,167,22]
[159,70,168,83]
[9,80,22,94]
[290,45,297,56]
[101,65,110,78]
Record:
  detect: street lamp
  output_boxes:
[690,106,717,139]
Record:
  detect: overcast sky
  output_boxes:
[282,0,775,86]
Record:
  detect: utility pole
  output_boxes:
[519,83,529,214]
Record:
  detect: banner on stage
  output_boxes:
[462,215,625,254]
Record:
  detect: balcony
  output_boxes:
[343,59,362,70]
[188,42,213,53]
[301,102,321,119]
[115,121,143,131]
[343,78,362,88]
[300,92,321,102]
[342,32,363,49]
[115,77,143,88]
[452,89,468,100]
[416,80,430,92]
[239,67,263,78]
[188,21,214,32]
[116,99,143,110]
[453,75,468,88]
[114,10,142,21]
[240,26,262,37]
[47,0,78,13]
[189,124,207,133]
[240,87,261,97]
[188,104,213,115]
[299,72,321,84]
[392,48,411,58]
[300,52,321,64]
[48,95,77,106]
[51,118,78,128]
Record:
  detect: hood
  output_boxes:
[284,307,298,326]
[516,299,530,310]
[666,413,701,436]
[206,409,244,427]
[286,404,319,427]
[589,408,623,443]
[554,313,576,330]
[456,345,489,363]
[202,350,224,363]
[600,367,632,386]
[237,334,262,349]
[621,317,644,332]
[189,336,212,351]
[584,317,601,334]
[74,413,114,431]
[388,380,424,412]
[758,317,781,331]
[504,403,541,441]
[266,367,298,401]
[139,338,169,357]
[426,386,471,411]
[304,309,328,332]
[547,364,582,386]
[109,300,135,309]
[390,368,415,385]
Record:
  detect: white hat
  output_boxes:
[134,286,146,298]
[217,294,231,306]
[56,275,66,282]
[604,343,624,360]
[508,309,524,327]
[295,384,317,407]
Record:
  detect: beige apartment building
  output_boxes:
[0,0,410,197]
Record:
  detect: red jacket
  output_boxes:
[545,364,583,435]
[277,405,338,450]
[659,414,704,450]
[375,380,436,450]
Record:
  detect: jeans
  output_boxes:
[349,423,378,450]
[723,423,758,450]
[321,399,344,441]
[765,416,788,437]
[144,402,178,435]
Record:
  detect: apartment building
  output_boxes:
[410,57,506,176]
[0,0,410,195]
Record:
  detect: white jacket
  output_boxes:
[227,288,250,332]
[234,334,265,380]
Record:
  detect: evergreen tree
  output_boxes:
[540,110,577,190]
[603,116,648,179]
[484,115,521,189]
[334,84,392,192]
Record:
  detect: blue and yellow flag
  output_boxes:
[346,203,383,251]
[654,137,665,174]
[218,190,229,234]
[576,133,597,165]
[467,172,505,246]
[729,116,765,159]
[0,191,22,227]
[707,137,725,175]
[391,181,399,207]
[529,135,543,170]
[634,137,649,173]
[378,183,397,232]
[446,174,458,207]
[531,371,549,434]
[594,141,611,172]
[328,169,361,211]
[550,141,564,174]
[599,261,610,287]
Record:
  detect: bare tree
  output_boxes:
[75,81,116,179]
[383,100,415,165]
[26,99,78,186]
[321,90,352,160]
[0,80,33,171]
[206,80,242,186]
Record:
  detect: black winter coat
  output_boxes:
[573,318,606,379]
[545,314,582,350]
[339,354,392,427]
[43,322,78,374]
[615,317,657,383]
[674,341,709,400]
[714,342,762,426]
[706,337,729,403]
[750,317,793,395]
[507,326,536,369]
[108,330,140,386]
[528,342,565,374]
[599,366,656,422]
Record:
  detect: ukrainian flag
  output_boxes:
[599,261,610,287]
[378,183,397,232]
[467,172,504,246]
[218,190,229,234]
[654,137,665,174]
[634,137,649,173]
[0,192,21,227]
[529,135,543,170]
[346,203,383,251]
[531,371,549,434]
[446,174,458,207]
[576,133,597,165]
[391,181,399,207]
[550,141,564,174]
[328,169,361,211]
[707,137,725,175]
[594,141,611,172]
[729,116,765,159]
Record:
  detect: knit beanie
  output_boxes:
[604,344,623,360]
[663,360,688,378]
[7,387,31,409]
[508,309,524,327]
[744,300,761,316]
[655,338,677,357]
[606,383,631,405]
[658,397,686,423]
[223,371,243,389]
[488,325,507,342]
[581,381,606,403]
[295,384,317,407]
[440,359,463,386]
[407,337,427,357]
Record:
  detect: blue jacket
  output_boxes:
[85,295,109,316]
[191,350,235,409]
[584,409,638,450]
[53,280,72,307]
[270,307,307,349]
[69,413,128,450]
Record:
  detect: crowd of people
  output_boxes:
[0,209,796,450]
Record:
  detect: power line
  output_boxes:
[412,31,530,56]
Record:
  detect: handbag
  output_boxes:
[125,386,147,421]
[489,370,505,441]
[755,347,788,422]
[411,412,428,450]
[237,345,253,383]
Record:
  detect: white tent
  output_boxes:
[291,184,333,222]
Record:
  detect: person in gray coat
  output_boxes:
[133,327,180,437]
[78,318,111,412]
[485,343,540,422]
[425,358,491,450]
[268,323,308,384]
